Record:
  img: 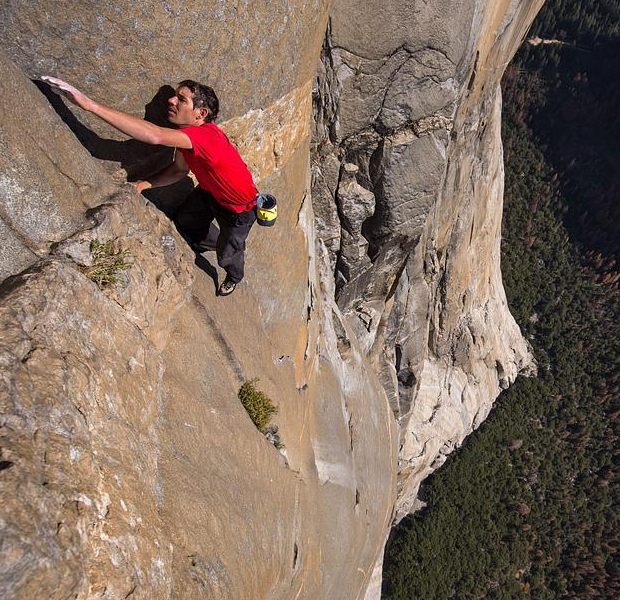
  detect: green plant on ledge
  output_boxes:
[81,239,132,289]
[238,378,279,433]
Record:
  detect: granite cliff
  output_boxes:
[0,1,540,598]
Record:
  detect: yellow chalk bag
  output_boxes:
[256,193,277,227]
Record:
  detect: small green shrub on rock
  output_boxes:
[238,378,278,432]
[82,240,132,288]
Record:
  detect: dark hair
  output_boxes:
[178,80,219,122]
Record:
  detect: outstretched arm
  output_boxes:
[42,76,192,149]
[132,150,190,194]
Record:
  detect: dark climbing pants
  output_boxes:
[173,187,256,283]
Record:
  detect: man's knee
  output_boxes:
[217,237,243,264]
[173,187,215,241]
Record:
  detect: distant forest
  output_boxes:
[382,1,620,599]
[512,0,620,284]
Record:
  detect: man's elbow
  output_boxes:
[147,130,168,146]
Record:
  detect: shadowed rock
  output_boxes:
[0,52,118,281]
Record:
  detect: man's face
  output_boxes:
[167,86,206,126]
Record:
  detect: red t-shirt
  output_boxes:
[179,123,257,213]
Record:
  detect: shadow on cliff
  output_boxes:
[194,253,219,292]
[34,80,195,217]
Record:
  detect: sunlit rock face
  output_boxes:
[0,2,396,598]
[1,0,541,598]
[311,2,542,595]
[0,0,327,120]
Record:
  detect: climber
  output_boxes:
[41,75,258,297]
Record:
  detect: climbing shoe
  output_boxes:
[218,276,237,296]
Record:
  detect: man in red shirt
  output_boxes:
[42,76,258,296]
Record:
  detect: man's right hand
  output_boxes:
[41,76,95,112]
[131,180,152,194]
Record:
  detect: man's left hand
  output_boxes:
[130,180,152,194]
[41,76,95,112]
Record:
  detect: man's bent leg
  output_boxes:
[215,207,256,284]
[172,187,217,248]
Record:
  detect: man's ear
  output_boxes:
[197,107,209,121]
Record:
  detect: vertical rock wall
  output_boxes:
[0,2,397,599]
[0,0,543,598]
[311,0,542,548]
[311,4,543,596]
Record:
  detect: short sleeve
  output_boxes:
[180,125,218,166]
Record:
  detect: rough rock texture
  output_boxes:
[311,1,542,592]
[0,0,543,598]
[0,199,193,599]
[314,0,541,509]
[0,2,397,598]
[1,106,395,600]
[0,54,117,282]
[0,0,329,170]
[1,181,396,600]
